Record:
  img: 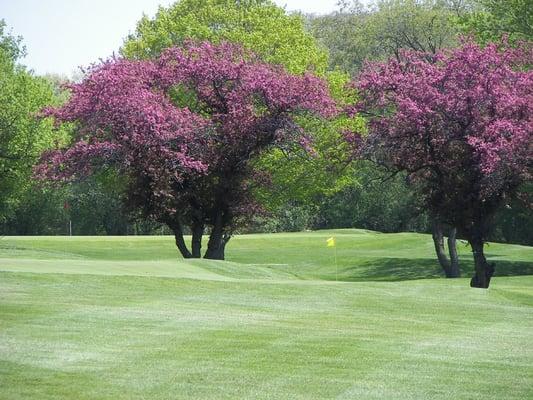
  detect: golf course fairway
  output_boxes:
[1,230,532,399]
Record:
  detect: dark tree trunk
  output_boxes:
[204,235,229,260]
[191,221,204,258]
[204,210,230,260]
[432,221,451,272]
[468,228,494,289]
[167,220,192,259]
[432,221,461,278]
[447,228,460,278]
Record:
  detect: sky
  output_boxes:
[1,0,340,77]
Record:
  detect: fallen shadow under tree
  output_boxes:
[338,256,533,282]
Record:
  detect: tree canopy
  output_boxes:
[121,0,328,75]
[0,20,66,222]
[309,0,469,74]
[459,0,533,43]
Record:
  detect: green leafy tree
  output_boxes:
[309,0,469,74]
[121,0,328,75]
[314,164,430,232]
[488,183,533,246]
[252,70,363,229]
[0,20,67,224]
[459,0,533,43]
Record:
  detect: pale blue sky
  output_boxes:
[1,0,340,77]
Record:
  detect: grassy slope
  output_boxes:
[0,230,532,399]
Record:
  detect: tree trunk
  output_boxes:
[468,231,494,289]
[447,228,460,278]
[191,221,204,258]
[432,221,451,273]
[204,210,230,260]
[432,221,461,278]
[167,220,192,259]
[204,234,230,260]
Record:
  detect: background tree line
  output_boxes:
[0,0,531,247]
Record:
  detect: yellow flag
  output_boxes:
[326,237,336,247]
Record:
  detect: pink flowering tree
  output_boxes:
[37,42,335,260]
[348,40,532,288]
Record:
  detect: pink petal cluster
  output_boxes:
[351,41,532,199]
[37,58,208,184]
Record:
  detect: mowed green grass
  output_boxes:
[0,230,532,399]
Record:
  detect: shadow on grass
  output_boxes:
[340,257,533,282]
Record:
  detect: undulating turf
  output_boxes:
[0,230,532,399]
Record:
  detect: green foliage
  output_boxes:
[0,20,68,223]
[310,0,468,73]
[121,0,328,74]
[245,203,316,233]
[0,186,68,235]
[0,171,168,236]
[315,163,430,232]
[488,183,533,246]
[65,173,131,235]
[0,19,25,61]
[252,70,363,228]
[458,0,533,43]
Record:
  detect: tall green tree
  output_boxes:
[0,20,66,224]
[252,70,362,229]
[121,0,328,75]
[309,0,470,74]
